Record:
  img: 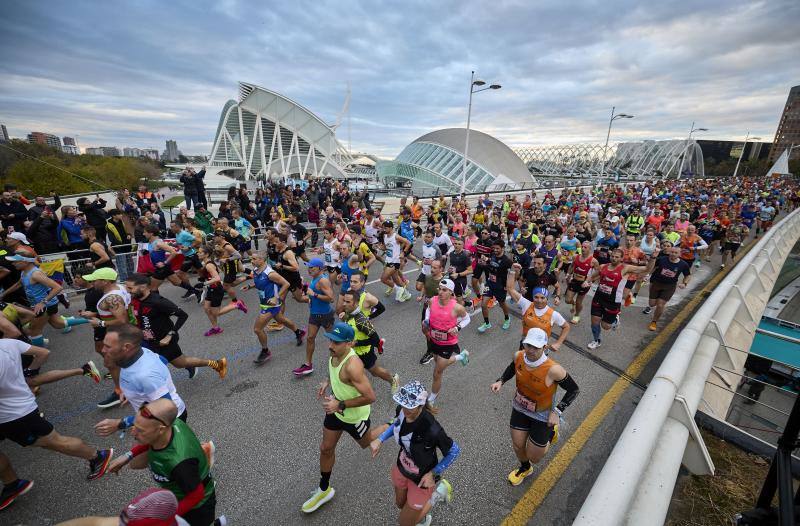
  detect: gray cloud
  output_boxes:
[0,0,798,158]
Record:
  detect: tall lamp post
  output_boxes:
[599,106,634,180]
[678,121,709,178]
[461,71,501,194]
[732,132,762,179]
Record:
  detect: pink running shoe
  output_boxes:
[235,300,248,314]
[292,363,313,376]
[204,327,223,337]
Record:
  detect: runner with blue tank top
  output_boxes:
[292,258,335,377]
[335,243,359,313]
[2,252,87,347]
[242,252,305,365]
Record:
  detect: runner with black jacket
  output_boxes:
[125,273,227,380]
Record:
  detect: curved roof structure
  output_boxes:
[376,127,535,193]
[207,82,351,180]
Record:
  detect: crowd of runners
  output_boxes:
[0,174,796,525]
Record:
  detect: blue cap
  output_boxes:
[308,257,325,268]
[532,287,550,298]
[324,321,355,343]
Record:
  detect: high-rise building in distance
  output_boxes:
[85,147,104,156]
[27,131,62,149]
[0,124,9,142]
[165,139,179,162]
[769,85,800,162]
[100,146,121,157]
[62,136,79,155]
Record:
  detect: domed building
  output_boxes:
[376,128,536,193]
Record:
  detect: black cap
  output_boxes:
[382,220,393,227]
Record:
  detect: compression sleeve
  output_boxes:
[130,443,150,457]
[498,361,516,384]
[433,440,460,475]
[369,301,386,319]
[456,311,471,330]
[175,483,205,516]
[555,373,580,412]
[379,423,396,443]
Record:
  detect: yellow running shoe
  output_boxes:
[508,465,534,486]
[301,486,335,513]
[551,423,559,445]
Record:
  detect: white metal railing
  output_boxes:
[573,207,800,526]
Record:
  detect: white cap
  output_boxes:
[522,328,548,348]
[439,278,455,292]
[610,216,620,223]
[8,232,30,245]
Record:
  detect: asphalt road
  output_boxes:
[5,246,717,526]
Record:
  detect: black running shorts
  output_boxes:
[324,413,371,441]
[509,408,554,448]
[0,408,54,447]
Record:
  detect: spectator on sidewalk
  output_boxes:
[57,206,87,253]
[27,193,61,223]
[195,167,208,209]
[0,191,28,233]
[135,185,158,211]
[180,169,200,210]
[77,196,108,243]
[106,210,133,253]
[28,206,61,254]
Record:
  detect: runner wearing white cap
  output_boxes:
[490,328,580,486]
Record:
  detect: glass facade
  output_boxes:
[381,141,496,193]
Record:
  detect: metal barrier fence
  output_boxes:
[573,207,800,526]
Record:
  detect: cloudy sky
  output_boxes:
[1,0,798,157]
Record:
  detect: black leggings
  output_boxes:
[181,493,216,526]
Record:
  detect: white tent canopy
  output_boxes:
[767,149,791,176]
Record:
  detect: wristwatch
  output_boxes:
[338,400,346,412]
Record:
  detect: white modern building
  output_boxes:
[207,82,352,181]
[376,128,536,194]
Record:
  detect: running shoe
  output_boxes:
[211,357,228,379]
[293,363,314,376]
[301,486,335,513]
[694,260,701,268]
[430,478,453,506]
[630,296,637,305]
[295,329,306,346]
[0,479,34,511]
[195,289,203,303]
[82,361,101,383]
[624,295,632,307]
[486,298,496,309]
[187,367,199,379]
[398,289,412,302]
[648,321,657,331]
[720,264,725,269]
[87,449,114,480]
[642,306,652,315]
[417,514,432,526]
[611,316,619,331]
[377,338,385,354]
[385,286,394,296]
[254,349,272,365]
[391,373,400,394]
[61,318,73,334]
[457,350,469,366]
[181,288,196,299]
[103,372,113,380]
[471,297,481,308]
[570,315,580,324]
[213,517,227,526]
[267,320,284,332]
[477,322,491,333]
[507,465,534,486]
[502,318,511,330]
[551,423,560,445]
[97,392,121,409]
[235,300,248,314]
[587,340,601,350]
[419,352,434,365]
[204,327,223,337]
[202,441,216,470]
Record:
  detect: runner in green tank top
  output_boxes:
[301,321,389,514]
[106,398,217,526]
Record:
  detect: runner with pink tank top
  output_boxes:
[421,279,471,405]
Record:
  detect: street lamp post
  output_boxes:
[732,132,762,179]
[678,121,709,178]
[599,106,634,180]
[461,71,501,195]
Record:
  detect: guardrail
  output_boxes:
[573,207,800,526]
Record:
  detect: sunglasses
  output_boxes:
[140,403,168,426]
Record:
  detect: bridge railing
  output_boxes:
[573,207,800,526]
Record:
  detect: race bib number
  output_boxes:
[324,252,332,263]
[514,391,537,413]
[399,449,420,475]
[598,284,613,295]
[430,329,448,341]
[386,248,394,258]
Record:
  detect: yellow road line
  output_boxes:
[501,261,738,525]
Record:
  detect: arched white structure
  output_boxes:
[208,82,352,180]
[515,140,705,180]
[376,128,536,193]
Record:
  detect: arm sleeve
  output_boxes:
[433,437,460,475]
[456,311,471,329]
[369,301,386,319]
[130,443,150,457]
[555,373,580,412]
[498,361,516,384]
[379,423,395,443]
[170,458,202,495]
